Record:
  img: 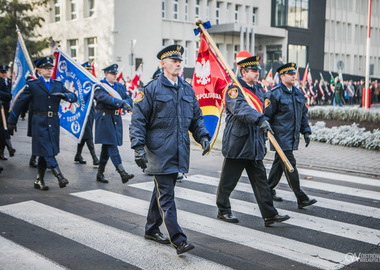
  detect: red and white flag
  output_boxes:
[130,64,143,90]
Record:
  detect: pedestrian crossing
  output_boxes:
[0,168,379,270]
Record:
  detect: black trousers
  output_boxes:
[268,150,309,202]
[145,174,187,247]
[216,158,278,219]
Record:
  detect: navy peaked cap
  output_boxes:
[157,44,184,61]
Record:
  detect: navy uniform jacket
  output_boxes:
[94,79,132,146]
[8,77,77,156]
[129,74,210,175]
[264,82,311,151]
[222,78,266,160]
[0,77,12,116]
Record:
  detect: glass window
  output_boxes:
[70,0,77,20]
[235,5,240,23]
[162,0,166,19]
[86,37,97,61]
[216,2,221,24]
[88,0,95,17]
[54,0,61,22]
[252,7,257,25]
[195,41,199,60]
[274,0,286,27]
[274,0,309,29]
[288,44,307,67]
[67,39,78,61]
[173,0,178,20]
[185,41,191,66]
[234,44,239,60]
[195,0,200,18]
[185,0,188,21]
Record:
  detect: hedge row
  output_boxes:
[310,121,380,150]
[308,106,380,123]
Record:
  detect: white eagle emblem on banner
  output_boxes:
[195,58,211,86]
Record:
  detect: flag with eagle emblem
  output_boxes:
[192,34,231,149]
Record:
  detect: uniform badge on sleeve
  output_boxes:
[265,98,271,108]
[134,91,145,103]
[228,88,238,99]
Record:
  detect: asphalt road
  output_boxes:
[0,118,379,270]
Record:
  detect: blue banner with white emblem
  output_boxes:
[11,40,33,106]
[53,50,95,142]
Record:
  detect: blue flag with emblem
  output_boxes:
[52,49,96,142]
[11,39,34,107]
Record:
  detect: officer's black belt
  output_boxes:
[97,109,120,115]
[34,111,58,117]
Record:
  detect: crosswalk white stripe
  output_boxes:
[0,235,67,270]
[260,166,380,187]
[131,181,380,246]
[0,201,231,270]
[71,189,349,270]
[194,174,380,202]
[188,174,380,219]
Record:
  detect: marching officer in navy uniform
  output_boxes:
[130,45,210,255]
[216,56,290,227]
[0,65,16,160]
[94,63,134,184]
[264,63,317,208]
[73,62,99,166]
[8,56,77,190]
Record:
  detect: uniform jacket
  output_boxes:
[94,79,132,146]
[222,78,266,160]
[8,77,77,156]
[264,82,311,151]
[0,77,12,116]
[129,74,210,174]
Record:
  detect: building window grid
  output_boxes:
[86,37,97,61]
[70,0,77,20]
[195,41,200,60]
[206,1,210,21]
[54,0,61,22]
[88,0,95,17]
[173,0,178,20]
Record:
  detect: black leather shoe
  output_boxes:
[176,241,195,255]
[29,156,37,168]
[0,154,7,160]
[96,173,109,183]
[264,214,290,227]
[34,180,49,191]
[8,148,16,157]
[298,198,317,209]
[272,194,283,202]
[144,232,170,244]
[217,212,239,223]
[74,155,87,164]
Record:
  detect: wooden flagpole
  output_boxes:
[195,19,294,172]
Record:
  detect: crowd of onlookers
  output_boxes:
[263,79,380,107]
